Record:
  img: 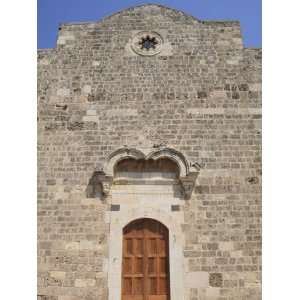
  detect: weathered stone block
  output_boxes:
[50,271,66,280]
[209,273,223,287]
[74,279,96,287]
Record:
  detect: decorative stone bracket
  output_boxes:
[179,167,200,199]
[88,146,201,200]
[98,173,113,196]
[86,171,113,199]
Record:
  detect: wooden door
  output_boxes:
[122,218,170,300]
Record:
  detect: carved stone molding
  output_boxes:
[89,146,200,199]
[104,146,190,177]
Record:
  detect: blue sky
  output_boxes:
[38,0,261,49]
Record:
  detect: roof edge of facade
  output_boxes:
[244,47,262,50]
[37,48,55,52]
[57,3,241,27]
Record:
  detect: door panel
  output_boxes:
[122,219,170,300]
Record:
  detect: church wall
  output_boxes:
[38,4,261,300]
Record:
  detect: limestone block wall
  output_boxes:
[38,4,261,300]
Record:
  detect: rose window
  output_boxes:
[139,35,158,50]
[131,31,163,56]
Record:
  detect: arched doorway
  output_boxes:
[122,218,170,300]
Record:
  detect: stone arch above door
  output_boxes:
[104,147,190,178]
[91,146,201,199]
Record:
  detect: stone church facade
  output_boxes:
[38,4,261,300]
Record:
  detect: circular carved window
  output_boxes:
[131,31,163,56]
